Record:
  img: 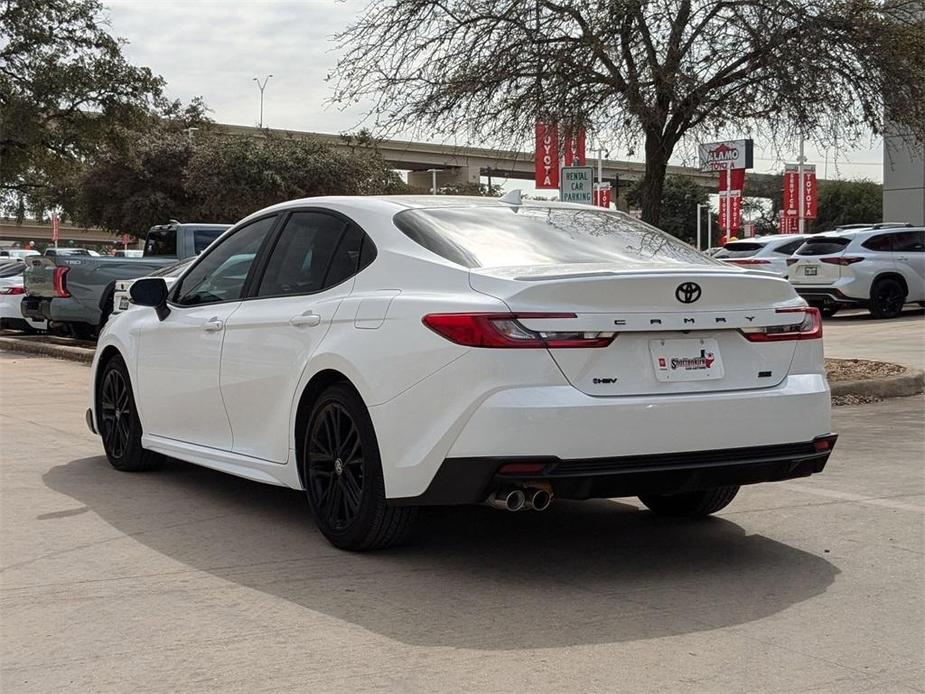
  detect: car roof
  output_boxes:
[812,225,925,240]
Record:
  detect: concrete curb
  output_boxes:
[0,337,95,365]
[830,368,925,400]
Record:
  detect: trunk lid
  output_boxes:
[470,265,802,396]
[23,256,57,298]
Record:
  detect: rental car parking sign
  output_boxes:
[559,166,594,204]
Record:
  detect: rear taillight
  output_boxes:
[0,286,25,295]
[422,313,616,348]
[741,307,822,342]
[821,257,863,266]
[53,266,70,298]
[786,258,799,266]
[728,259,771,265]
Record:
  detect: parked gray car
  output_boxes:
[22,222,229,337]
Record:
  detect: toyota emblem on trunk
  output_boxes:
[675,282,702,304]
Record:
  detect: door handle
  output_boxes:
[290,311,321,328]
[202,317,224,332]
[897,256,908,261]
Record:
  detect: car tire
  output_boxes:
[820,306,839,318]
[96,354,162,472]
[639,486,740,517]
[869,278,906,319]
[303,383,417,551]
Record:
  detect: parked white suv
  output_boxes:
[788,227,925,318]
[714,235,809,277]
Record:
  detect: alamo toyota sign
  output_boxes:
[699,139,754,171]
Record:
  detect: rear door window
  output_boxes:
[795,237,851,256]
[892,230,925,252]
[861,234,893,252]
[255,212,375,297]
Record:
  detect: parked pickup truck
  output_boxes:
[22,222,228,337]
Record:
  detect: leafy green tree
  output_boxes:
[185,133,408,222]
[0,0,164,218]
[627,175,707,245]
[72,128,409,234]
[814,179,883,231]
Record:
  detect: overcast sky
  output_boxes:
[106,0,885,186]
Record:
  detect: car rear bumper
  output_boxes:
[794,287,862,307]
[392,435,837,505]
[20,295,49,321]
[383,371,832,504]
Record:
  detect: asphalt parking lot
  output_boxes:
[1,318,923,692]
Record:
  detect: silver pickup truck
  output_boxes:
[22,222,229,338]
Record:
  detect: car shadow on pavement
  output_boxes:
[44,455,839,651]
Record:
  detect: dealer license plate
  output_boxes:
[650,338,724,382]
[118,297,130,311]
[803,266,818,276]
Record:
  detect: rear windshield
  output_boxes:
[393,205,720,269]
[795,237,851,256]
[144,229,177,257]
[715,242,763,258]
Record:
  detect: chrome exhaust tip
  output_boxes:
[529,488,552,512]
[486,488,526,512]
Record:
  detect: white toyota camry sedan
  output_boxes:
[87,195,836,550]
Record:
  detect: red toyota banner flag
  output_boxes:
[718,191,743,234]
[803,166,817,219]
[562,128,586,166]
[719,168,745,192]
[782,164,817,229]
[718,168,745,233]
[51,214,60,242]
[534,122,559,189]
[593,182,612,208]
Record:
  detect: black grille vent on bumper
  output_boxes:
[547,441,820,477]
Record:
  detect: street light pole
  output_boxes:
[252,74,273,128]
[797,133,806,234]
[696,203,711,251]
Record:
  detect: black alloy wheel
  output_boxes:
[303,384,417,551]
[100,367,132,459]
[306,401,366,532]
[869,278,906,319]
[96,355,161,471]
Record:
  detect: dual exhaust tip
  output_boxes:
[487,487,552,512]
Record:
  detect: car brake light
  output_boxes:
[728,259,771,265]
[422,313,616,348]
[0,286,25,295]
[740,307,822,342]
[786,258,799,266]
[53,266,70,298]
[821,257,863,266]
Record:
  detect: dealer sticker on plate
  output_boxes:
[650,338,724,382]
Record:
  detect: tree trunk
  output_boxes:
[639,130,671,226]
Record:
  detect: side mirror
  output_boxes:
[130,277,170,320]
